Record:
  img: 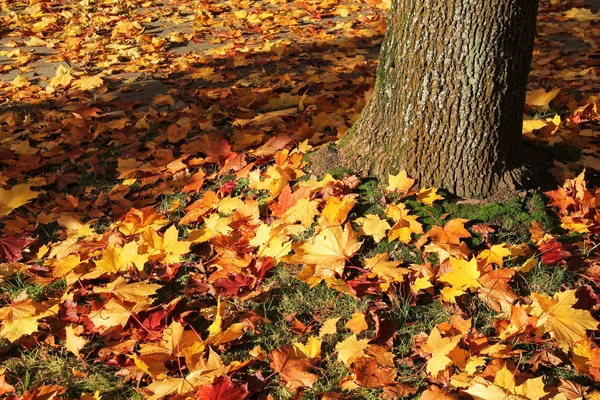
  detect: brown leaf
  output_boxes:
[419,386,459,400]
[269,346,317,392]
[477,268,518,313]
[351,357,396,388]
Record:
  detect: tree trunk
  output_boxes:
[312,0,539,199]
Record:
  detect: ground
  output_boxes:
[0,0,600,399]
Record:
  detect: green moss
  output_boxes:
[327,167,354,180]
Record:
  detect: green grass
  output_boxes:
[246,266,369,353]
[157,192,188,221]
[1,346,139,399]
[514,260,577,296]
[390,296,453,357]
[0,272,45,302]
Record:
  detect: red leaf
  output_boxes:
[539,241,571,265]
[0,233,35,261]
[195,376,248,400]
[213,274,256,297]
[220,180,237,195]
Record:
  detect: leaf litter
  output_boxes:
[0,0,600,398]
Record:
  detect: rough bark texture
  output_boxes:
[312,0,539,199]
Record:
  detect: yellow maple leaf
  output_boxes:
[363,252,408,292]
[422,327,461,376]
[142,226,191,264]
[95,241,149,273]
[412,276,433,292]
[0,291,54,342]
[319,196,356,225]
[72,75,104,90]
[416,187,444,205]
[283,197,319,228]
[355,214,390,243]
[476,243,513,268]
[284,223,361,277]
[335,334,369,366]
[387,215,423,243]
[93,277,160,312]
[89,298,131,334]
[465,365,548,400]
[186,213,232,243]
[386,170,415,195]
[319,317,340,338]
[529,290,598,351]
[439,257,481,302]
[206,298,245,346]
[293,336,321,359]
[345,312,368,334]
[526,88,560,107]
[48,65,74,88]
[0,184,40,216]
[564,7,599,22]
[523,118,547,134]
[65,324,88,359]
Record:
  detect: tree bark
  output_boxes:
[311,0,539,199]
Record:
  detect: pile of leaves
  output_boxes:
[1,0,600,398]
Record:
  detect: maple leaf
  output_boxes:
[529,290,598,351]
[477,268,518,313]
[142,226,191,264]
[476,243,512,269]
[386,170,415,196]
[0,233,35,261]
[72,75,104,91]
[293,336,322,359]
[335,334,369,366]
[195,375,248,400]
[417,218,471,247]
[346,312,369,334]
[355,214,390,243]
[465,364,548,400]
[319,317,340,338]
[526,88,560,107]
[420,386,459,400]
[206,298,245,346]
[143,376,195,400]
[187,213,233,243]
[282,197,319,227]
[95,241,149,274]
[438,257,481,302]
[0,291,55,342]
[416,187,444,205]
[363,252,408,291]
[0,184,40,216]
[351,357,397,388]
[421,327,461,376]
[65,324,88,359]
[48,65,74,88]
[564,7,600,22]
[387,215,423,244]
[284,223,361,277]
[89,298,131,334]
[94,277,161,311]
[319,196,357,225]
[269,346,318,391]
